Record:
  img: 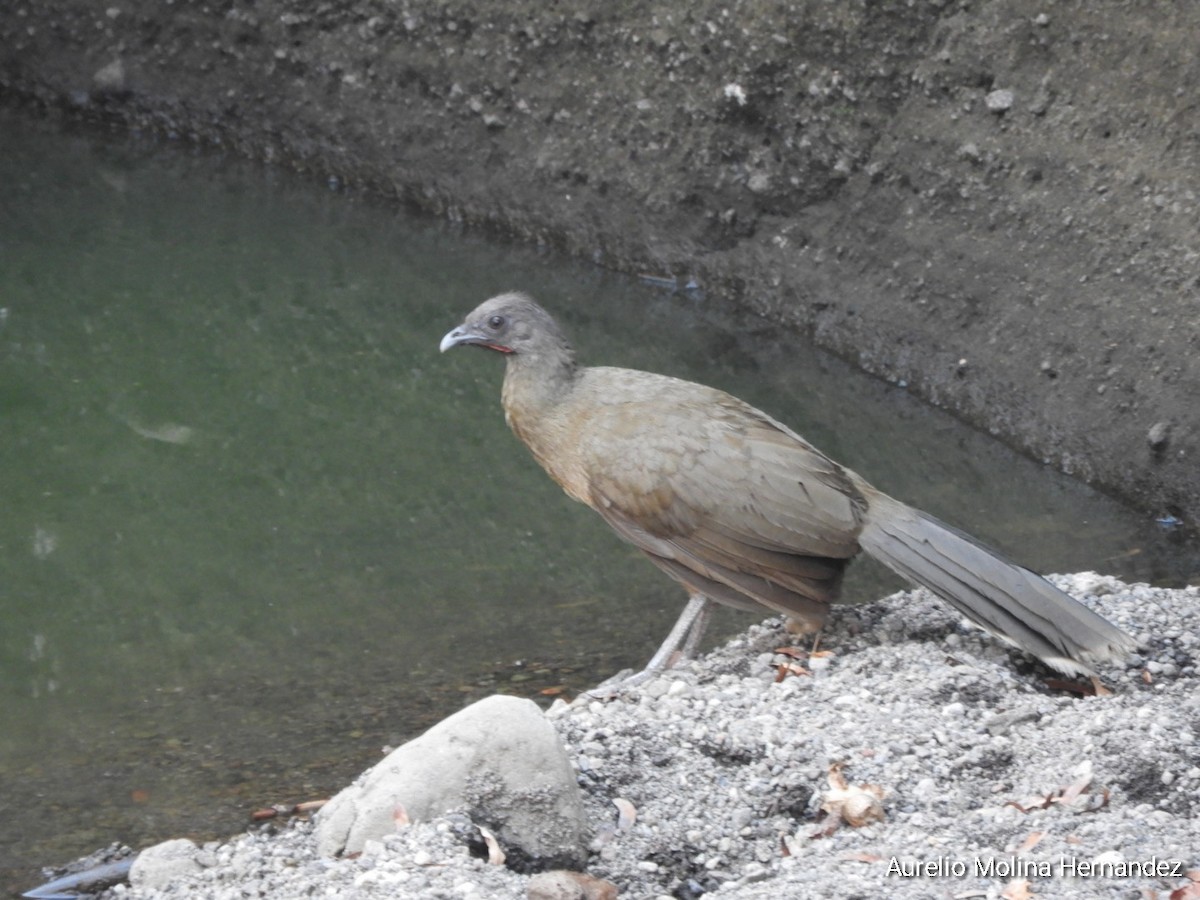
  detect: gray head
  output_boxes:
[439,293,575,363]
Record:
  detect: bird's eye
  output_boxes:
[487,314,506,330]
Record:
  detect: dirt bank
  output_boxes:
[1,0,1196,524]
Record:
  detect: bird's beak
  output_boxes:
[439,323,515,354]
[439,324,476,353]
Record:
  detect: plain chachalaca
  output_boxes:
[440,292,1135,686]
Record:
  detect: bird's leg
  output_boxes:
[587,593,711,697]
[678,594,713,660]
[643,592,710,671]
[784,614,826,659]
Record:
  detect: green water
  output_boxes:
[0,112,1194,891]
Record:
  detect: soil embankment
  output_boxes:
[2,1,1196,522]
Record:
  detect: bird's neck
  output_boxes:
[500,343,585,497]
[501,343,579,424]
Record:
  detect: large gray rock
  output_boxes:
[315,694,587,866]
[128,838,202,890]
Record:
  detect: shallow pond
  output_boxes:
[0,111,1194,892]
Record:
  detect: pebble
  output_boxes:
[93,58,126,91]
[1148,421,1170,449]
[985,89,1014,112]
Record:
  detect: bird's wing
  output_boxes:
[576,385,865,612]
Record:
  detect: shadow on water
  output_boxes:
[0,111,1195,892]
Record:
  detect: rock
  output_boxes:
[747,171,771,194]
[93,59,126,92]
[985,88,1014,112]
[982,709,1039,736]
[315,695,588,866]
[1070,571,1120,596]
[528,870,585,900]
[128,838,202,890]
[1148,421,1170,451]
[528,870,619,900]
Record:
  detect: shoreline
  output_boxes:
[1,2,1198,522]
[39,574,1198,899]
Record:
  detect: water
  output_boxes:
[0,112,1195,892]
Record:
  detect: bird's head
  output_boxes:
[439,292,573,362]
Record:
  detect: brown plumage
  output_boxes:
[441,292,1135,683]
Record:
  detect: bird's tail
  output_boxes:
[857,489,1136,675]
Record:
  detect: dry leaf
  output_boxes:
[1005,797,1050,814]
[827,762,850,792]
[781,833,806,857]
[1015,831,1046,853]
[840,852,883,863]
[840,790,885,826]
[393,803,411,828]
[1082,786,1111,812]
[539,685,567,696]
[1004,766,1109,814]
[810,818,841,839]
[1056,769,1094,806]
[774,646,808,659]
[612,798,637,832]
[478,825,506,866]
[1043,676,1113,696]
[814,762,885,835]
[773,661,811,682]
[1169,869,1200,900]
[1001,878,1034,900]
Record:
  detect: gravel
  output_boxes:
[104,574,1199,899]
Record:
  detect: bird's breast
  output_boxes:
[504,401,594,506]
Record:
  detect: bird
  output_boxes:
[440,292,1135,689]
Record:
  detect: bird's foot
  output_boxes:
[582,593,713,700]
